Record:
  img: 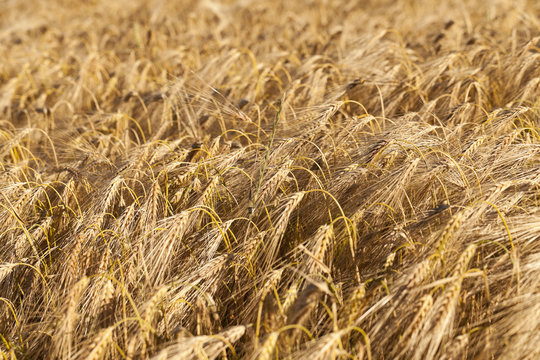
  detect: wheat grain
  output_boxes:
[262,191,305,269]
[306,224,333,275]
[452,244,477,278]
[256,162,292,208]
[440,333,469,360]
[65,236,83,287]
[256,331,280,360]
[0,263,17,285]
[340,284,366,328]
[395,294,433,357]
[85,326,114,360]
[52,276,89,360]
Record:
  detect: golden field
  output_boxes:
[1,0,540,358]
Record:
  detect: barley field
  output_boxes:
[1,0,540,359]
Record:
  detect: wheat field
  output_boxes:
[1,0,540,359]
